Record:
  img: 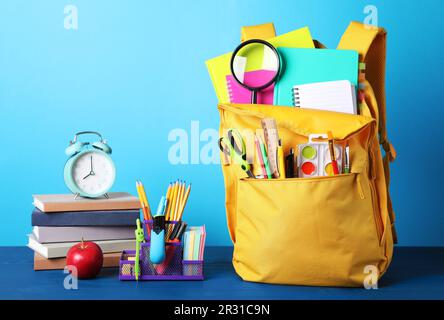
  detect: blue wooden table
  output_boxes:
[0,246,443,300]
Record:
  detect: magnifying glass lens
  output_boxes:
[231,40,280,104]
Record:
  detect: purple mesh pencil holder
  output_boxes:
[143,220,178,242]
[119,241,204,281]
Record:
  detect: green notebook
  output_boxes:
[273,48,359,106]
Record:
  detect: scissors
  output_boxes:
[219,129,255,178]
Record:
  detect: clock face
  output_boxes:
[71,151,115,196]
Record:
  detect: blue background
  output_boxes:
[0,0,442,246]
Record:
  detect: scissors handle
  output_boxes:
[219,130,255,179]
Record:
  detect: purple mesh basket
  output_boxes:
[119,241,204,281]
[143,220,178,242]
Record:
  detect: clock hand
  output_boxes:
[89,156,95,176]
[83,172,91,180]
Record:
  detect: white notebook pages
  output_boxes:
[292,80,357,114]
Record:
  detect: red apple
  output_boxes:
[66,239,103,279]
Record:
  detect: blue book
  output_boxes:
[31,208,140,227]
[274,48,359,106]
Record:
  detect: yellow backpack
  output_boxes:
[217,21,397,287]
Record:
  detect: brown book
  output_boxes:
[34,252,121,271]
[33,192,141,213]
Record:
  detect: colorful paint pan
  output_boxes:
[302,146,317,160]
[325,163,334,176]
[301,162,316,175]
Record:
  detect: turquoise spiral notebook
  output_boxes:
[273,48,359,106]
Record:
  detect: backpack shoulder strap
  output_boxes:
[338,21,397,243]
[338,21,395,158]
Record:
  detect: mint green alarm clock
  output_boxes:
[64,131,116,199]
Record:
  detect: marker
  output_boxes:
[286,148,295,178]
[344,144,350,174]
[277,139,286,178]
[155,196,167,217]
[150,196,167,264]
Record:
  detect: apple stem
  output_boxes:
[81,237,84,249]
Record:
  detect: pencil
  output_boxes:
[164,183,172,221]
[135,181,148,221]
[177,181,186,221]
[139,181,152,220]
[135,181,142,204]
[166,181,174,221]
[168,181,179,221]
[173,181,184,221]
[180,182,186,218]
[174,181,181,220]
[179,182,186,218]
[177,183,191,221]
[138,181,147,207]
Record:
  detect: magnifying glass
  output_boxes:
[230,39,281,104]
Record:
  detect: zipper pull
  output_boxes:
[357,174,365,200]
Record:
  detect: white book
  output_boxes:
[27,234,136,259]
[292,80,357,114]
[33,226,135,243]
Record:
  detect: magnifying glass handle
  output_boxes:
[251,90,258,104]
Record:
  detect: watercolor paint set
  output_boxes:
[297,134,343,178]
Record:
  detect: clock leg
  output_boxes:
[104,193,109,199]
[74,193,80,200]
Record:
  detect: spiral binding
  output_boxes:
[292,87,301,107]
[227,78,234,103]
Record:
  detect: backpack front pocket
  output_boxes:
[233,173,384,287]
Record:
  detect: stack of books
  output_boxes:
[28,192,141,270]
